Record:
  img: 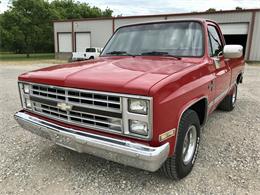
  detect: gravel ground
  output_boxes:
[0,63,259,195]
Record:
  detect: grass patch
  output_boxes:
[0,53,55,61]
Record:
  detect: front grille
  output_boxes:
[32,102,122,132]
[29,84,123,133]
[31,84,121,112]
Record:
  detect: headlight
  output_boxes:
[25,98,32,108]
[18,82,32,110]
[23,84,30,94]
[129,120,148,135]
[128,99,148,114]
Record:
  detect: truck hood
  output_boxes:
[19,56,200,95]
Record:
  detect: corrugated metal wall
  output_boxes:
[74,20,113,48]
[166,12,252,22]
[114,16,165,29]
[250,11,260,61]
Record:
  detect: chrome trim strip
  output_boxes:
[208,83,236,110]
[14,111,168,172]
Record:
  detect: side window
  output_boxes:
[208,25,223,57]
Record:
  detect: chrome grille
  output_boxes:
[29,83,123,133]
[31,101,122,132]
[31,84,121,112]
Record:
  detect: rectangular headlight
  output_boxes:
[18,82,32,110]
[23,84,30,94]
[128,99,148,115]
[25,98,32,108]
[129,120,148,136]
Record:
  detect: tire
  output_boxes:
[218,84,237,111]
[89,56,94,60]
[160,109,201,180]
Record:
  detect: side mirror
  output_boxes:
[223,45,243,59]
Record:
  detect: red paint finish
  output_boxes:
[18,19,245,156]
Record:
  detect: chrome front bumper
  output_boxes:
[14,111,169,172]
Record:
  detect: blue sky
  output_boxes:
[1,0,260,15]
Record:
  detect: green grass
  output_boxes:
[0,53,55,61]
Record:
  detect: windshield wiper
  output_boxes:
[105,51,134,56]
[141,51,181,60]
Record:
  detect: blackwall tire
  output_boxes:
[218,84,237,111]
[160,109,201,180]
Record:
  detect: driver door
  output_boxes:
[208,24,231,105]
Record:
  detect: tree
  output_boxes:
[236,7,243,10]
[0,0,113,56]
[50,0,112,19]
[206,8,216,13]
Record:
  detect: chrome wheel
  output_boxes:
[232,86,237,106]
[182,125,197,165]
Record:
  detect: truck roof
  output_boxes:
[118,18,217,29]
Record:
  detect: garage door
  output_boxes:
[58,33,72,52]
[219,23,249,35]
[76,32,91,52]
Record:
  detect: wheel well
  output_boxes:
[188,98,207,126]
[237,73,243,84]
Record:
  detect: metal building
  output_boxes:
[53,9,260,61]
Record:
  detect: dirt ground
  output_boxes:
[0,63,259,195]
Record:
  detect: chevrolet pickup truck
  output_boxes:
[14,19,244,180]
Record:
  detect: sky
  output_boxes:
[1,0,260,15]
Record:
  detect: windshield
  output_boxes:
[101,21,204,57]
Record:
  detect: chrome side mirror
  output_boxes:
[223,45,243,59]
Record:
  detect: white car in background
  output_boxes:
[71,47,102,61]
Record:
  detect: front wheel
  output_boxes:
[160,109,200,180]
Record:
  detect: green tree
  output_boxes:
[50,0,112,19]
[236,7,243,10]
[0,0,113,56]
[206,8,216,13]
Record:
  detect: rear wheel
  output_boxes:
[218,84,237,111]
[89,56,94,60]
[160,109,200,180]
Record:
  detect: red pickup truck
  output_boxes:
[14,19,245,180]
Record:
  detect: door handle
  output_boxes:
[208,80,214,91]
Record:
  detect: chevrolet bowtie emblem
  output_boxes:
[57,102,73,111]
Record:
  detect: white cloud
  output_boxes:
[1,0,260,15]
